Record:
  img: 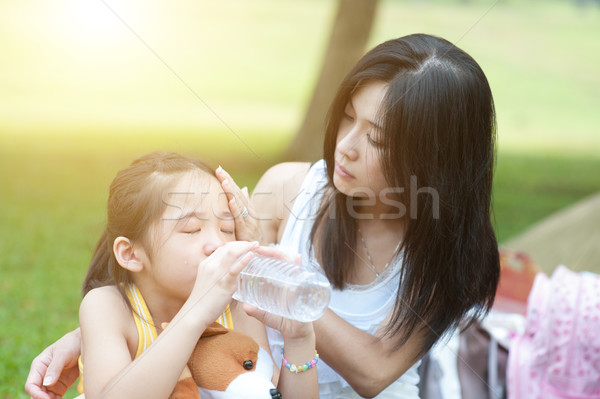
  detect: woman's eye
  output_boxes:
[367,133,383,147]
[343,112,355,122]
[185,228,201,234]
[221,229,234,235]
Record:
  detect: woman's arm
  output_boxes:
[314,309,425,398]
[24,329,81,399]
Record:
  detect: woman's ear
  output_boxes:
[113,236,145,272]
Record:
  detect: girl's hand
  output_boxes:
[243,245,314,342]
[243,303,315,343]
[186,241,258,326]
[215,166,262,243]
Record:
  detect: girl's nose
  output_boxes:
[202,233,225,256]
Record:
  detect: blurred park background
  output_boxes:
[1,0,599,396]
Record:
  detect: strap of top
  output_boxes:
[126,283,159,358]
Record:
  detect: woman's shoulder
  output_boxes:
[252,162,312,244]
[256,162,312,188]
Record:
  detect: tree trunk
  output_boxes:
[284,0,379,162]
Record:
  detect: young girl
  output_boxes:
[77,152,317,399]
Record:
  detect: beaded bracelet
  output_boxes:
[281,345,319,374]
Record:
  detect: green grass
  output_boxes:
[2,0,599,397]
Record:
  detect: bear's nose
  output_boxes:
[270,388,282,399]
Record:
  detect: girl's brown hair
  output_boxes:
[82,152,213,299]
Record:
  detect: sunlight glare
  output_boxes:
[59,0,127,45]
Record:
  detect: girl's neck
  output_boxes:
[131,278,186,333]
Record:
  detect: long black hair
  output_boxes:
[311,34,499,357]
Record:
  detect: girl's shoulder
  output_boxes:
[81,285,125,307]
[79,285,139,357]
[80,286,133,332]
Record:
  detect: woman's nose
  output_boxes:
[336,130,360,161]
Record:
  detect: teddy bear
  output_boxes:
[168,322,281,399]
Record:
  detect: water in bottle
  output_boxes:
[233,254,331,322]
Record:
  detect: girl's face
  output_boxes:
[142,171,235,301]
[333,81,390,202]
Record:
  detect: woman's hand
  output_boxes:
[215,166,262,243]
[24,329,81,399]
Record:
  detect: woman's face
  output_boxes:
[333,81,390,201]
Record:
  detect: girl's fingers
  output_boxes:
[242,303,280,329]
[210,240,258,262]
[230,251,254,276]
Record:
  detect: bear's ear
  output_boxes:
[201,322,229,338]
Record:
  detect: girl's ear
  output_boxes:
[113,236,145,273]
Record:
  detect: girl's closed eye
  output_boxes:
[182,222,202,234]
[220,223,235,235]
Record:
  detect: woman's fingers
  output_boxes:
[25,336,80,399]
[216,166,262,242]
[216,166,247,211]
[241,186,249,201]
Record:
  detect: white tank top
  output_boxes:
[266,160,420,399]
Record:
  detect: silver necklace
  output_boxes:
[357,227,401,277]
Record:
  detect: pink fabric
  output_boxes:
[507,266,600,399]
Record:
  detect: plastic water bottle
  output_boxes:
[233,254,332,322]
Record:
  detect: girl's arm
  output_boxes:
[80,241,256,399]
[313,309,425,398]
[80,286,204,399]
[244,305,318,399]
[232,245,319,399]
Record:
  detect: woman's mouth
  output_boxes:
[335,162,355,179]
